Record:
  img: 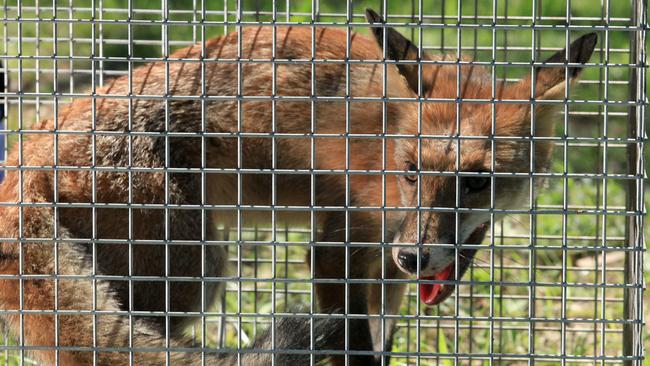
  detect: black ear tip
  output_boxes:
[582,32,598,50]
[365,8,382,23]
[572,32,598,65]
[575,32,598,54]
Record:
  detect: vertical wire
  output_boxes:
[594,1,606,362]
[0,14,4,304]
[417,2,424,365]
[635,2,646,363]
[453,1,462,365]
[413,1,423,365]
[308,1,319,364]
[434,3,446,362]
[32,4,41,360]
[161,0,171,363]
[98,0,104,87]
[467,2,478,361]
[0,8,2,286]
[253,225,259,341]
[64,0,76,363]
[16,1,24,363]
[379,1,389,364]
[51,0,60,363]
[251,0,260,347]
[528,2,539,366]
[126,0,134,363]
[16,2,24,363]
[270,1,278,363]
[236,1,243,364]
[634,1,646,361]
[224,0,229,35]
[559,3,571,365]
[344,1,351,362]
[198,0,207,363]
[440,0,446,53]
[283,224,288,314]
[488,1,497,366]
[308,0,315,364]
[282,0,291,329]
[1,0,6,188]
[497,1,509,362]
[219,0,228,350]
[90,0,100,364]
[34,0,40,124]
[599,3,610,365]
[99,0,108,362]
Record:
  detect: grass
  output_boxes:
[0,0,646,364]
[208,211,631,365]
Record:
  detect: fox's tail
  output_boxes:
[232,315,344,366]
[174,314,345,366]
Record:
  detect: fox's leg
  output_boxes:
[87,131,227,350]
[124,205,225,339]
[367,259,407,365]
[312,248,375,366]
[161,138,227,340]
[311,212,376,366]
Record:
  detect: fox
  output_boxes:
[0,7,597,366]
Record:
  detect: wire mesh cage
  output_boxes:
[0,0,646,365]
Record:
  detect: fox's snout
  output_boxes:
[391,225,454,276]
[393,246,450,276]
[393,219,491,277]
[390,182,491,277]
[395,247,428,274]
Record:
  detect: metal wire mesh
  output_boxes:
[0,0,646,365]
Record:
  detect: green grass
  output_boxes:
[0,0,646,364]
[206,211,631,365]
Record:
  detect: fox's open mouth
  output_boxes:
[419,223,488,306]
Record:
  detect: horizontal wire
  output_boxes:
[0,343,640,361]
[0,309,638,325]
[0,17,645,31]
[0,6,638,23]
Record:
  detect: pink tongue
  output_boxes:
[420,264,454,305]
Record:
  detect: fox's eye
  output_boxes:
[464,176,490,193]
[403,161,418,184]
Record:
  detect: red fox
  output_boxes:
[0,7,596,366]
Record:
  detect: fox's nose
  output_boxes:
[397,249,429,274]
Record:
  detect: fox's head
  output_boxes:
[365,9,597,305]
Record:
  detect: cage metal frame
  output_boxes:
[0,0,646,365]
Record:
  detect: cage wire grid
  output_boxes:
[0,0,646,365]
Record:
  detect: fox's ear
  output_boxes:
[365,8,427,94]
[533,32,598,99]
[497,33,598,170]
